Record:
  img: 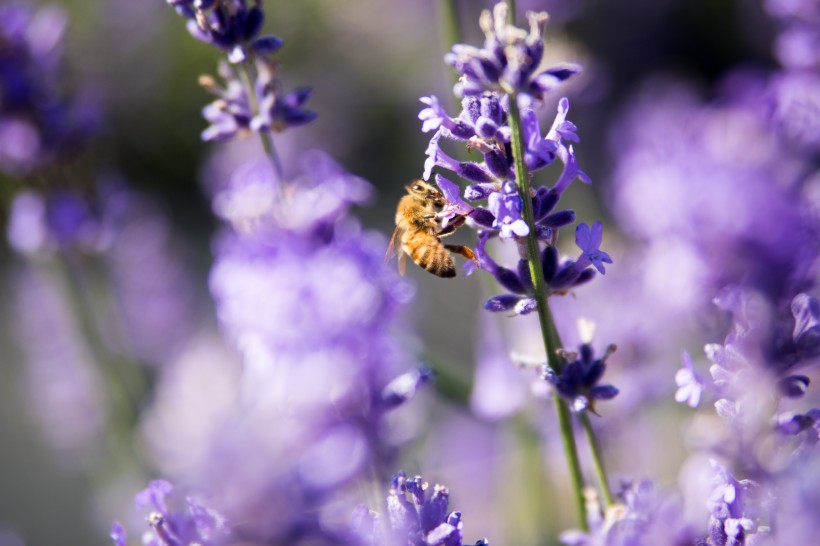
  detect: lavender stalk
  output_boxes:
[416,1,622,534]
[580,413,614,508]
[507,96,589,530]
[236,60,285,182]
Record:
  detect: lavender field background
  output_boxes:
[0,1,818,545]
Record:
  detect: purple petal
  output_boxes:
[110,522,127,546]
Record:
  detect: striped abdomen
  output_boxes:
[402,230,456,278]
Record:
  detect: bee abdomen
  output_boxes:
[408,238,456,278]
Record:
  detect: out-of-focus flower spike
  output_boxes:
[110,522,127,546]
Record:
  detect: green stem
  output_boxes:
[581,413,614,508]
[544,313,615,511]
[437,0,462,109]
[507,97,588,531]
[53,256,138,430]
[507,0,517,24]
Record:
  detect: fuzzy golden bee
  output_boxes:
[388,180,476,278]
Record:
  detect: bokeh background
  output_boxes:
[1,0,817,545]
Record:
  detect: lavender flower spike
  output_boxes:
[444,3,580,101]
[353,472,488,546]
[114,479,232,546]
[166,0,282,63]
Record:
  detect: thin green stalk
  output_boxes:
[53,256,138,430]
[438,0,462,110]
[507,96,588,531]
[544,291,616,511]
[507,0,517,24]
[581,413,614,508]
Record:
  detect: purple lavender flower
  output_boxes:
[790,292,820,358]
[10,265,107,464]
[675,351,705,408]
[416,30,602,297]
[768,70,820,151]
[165,0,282,63]
[417,42,602,303]
[444,3,580,101]
[100,182,197,365]
[433,174,474,228]
[705,463,767,546]
[774,408,820,436]
[352,472,488,546]
[199,59,315,142]
[487,180,529,239]
[6,190,105,255]
[559,481,698,546]
[541,332,619,413]
[0,2,98,174]
[112,479,232,546]
[7,181,196,372]
[610,76,818,319]
[478,231,600,315]
[573,223,613,275]
[137,152,422,543]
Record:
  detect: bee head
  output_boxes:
[407,180,445,205]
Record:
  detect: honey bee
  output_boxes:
[388,179,476,278]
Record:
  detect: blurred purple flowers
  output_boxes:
[4,1,820,546]
[121,152,428,544]
[111,480,231,546]
[199,59,316,142]
[164,0,316,143]
[352,472,488,546]
[0,2,98,174]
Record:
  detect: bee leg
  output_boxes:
[437,215,467,238]
[444,244,478,265]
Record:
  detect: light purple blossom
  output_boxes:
[352,472,488,546]
[487,180,529,239]
[434,174,474,228]
[675,351,705,408]
[443,3,580,101]
[573,222,612,275]
[0,2,98,174]
[113,479,232,546]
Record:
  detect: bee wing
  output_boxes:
[385,224,408,276]
[397,250,407,276]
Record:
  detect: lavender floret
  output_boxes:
[353,472,487,546]
[444,3,580,101]
[542,339,619,413]
[165,0,282,62]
